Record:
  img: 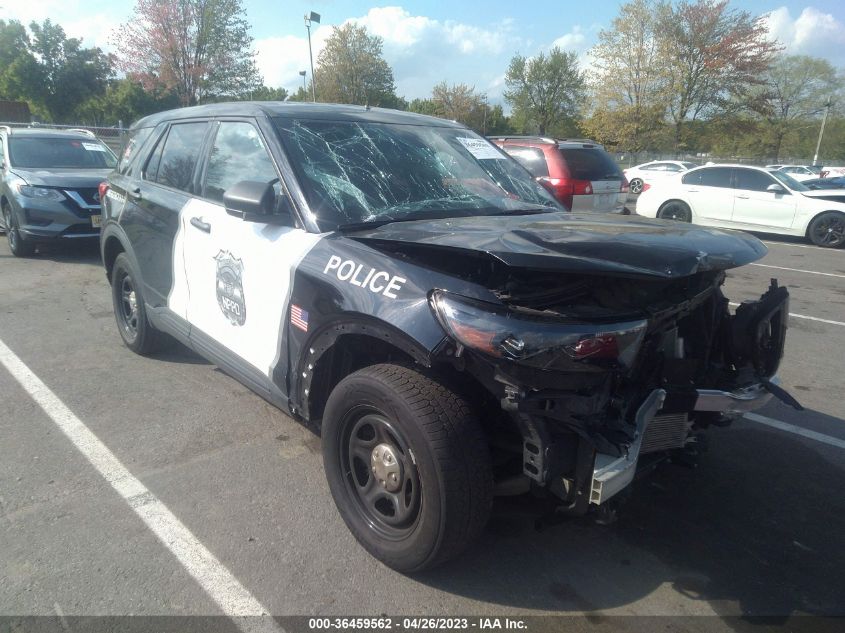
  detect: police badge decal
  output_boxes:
[214,251,246,326]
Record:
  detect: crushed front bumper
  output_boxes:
[589,379,776,505]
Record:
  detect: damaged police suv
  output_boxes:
[101,103,793,572]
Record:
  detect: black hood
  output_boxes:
[13,168,113,188]
[347,212,768,278]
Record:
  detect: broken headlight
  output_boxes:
[431,290,647,370]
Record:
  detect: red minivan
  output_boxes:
[490,136,629,213]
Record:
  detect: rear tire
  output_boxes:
[657,200,692,222]
[629,178,644,195]
[111,253,163,355]
[807,211,845,248]
[3,203,36,257]
[321,363,493,573]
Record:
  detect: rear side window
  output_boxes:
[735,169,777,192]
[503,146,550,178]
[151,122,207,193]
[203,121,278,203]
[682,167,733,188]
[558,148,621,181]
[118,127,154,175]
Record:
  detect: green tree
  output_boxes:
[74,78,179,126]
[114,0,261,106]
[0,20,47,117]
[431,82,486,129]
[749,55,840,161]
[588,0,668,152]
[28,20,113,122]
[504,47,586,136]
[657,0,780,149]
[314,23,398,107]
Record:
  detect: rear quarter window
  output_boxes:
[502,146,550,178]
[558,148,621,180]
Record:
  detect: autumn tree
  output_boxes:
[749,55,840,160]
[315,23,398,107]
[658,0,780,149]
[586,0,668,151]
[431,82,486,129]
[504,47,585,136]
[114,0,261,106]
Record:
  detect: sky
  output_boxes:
[2,0,844,105]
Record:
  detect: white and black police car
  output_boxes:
[100,103,796,572]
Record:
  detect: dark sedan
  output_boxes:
[804,176,845,190]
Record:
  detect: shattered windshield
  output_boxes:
[273,118,561,230]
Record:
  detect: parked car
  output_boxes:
[623,160,697,194]
[0,126,116,256]
[636,163,845,247]
[488,136,628,212]
[774,165,819,182]
[804,176,845,190]
[102,103,792,572]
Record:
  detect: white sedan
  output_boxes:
[623,160,697,194]
[636,163,845,247]
[774,165,819,182]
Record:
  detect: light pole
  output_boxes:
[813,97,833,166]
[299,70,307,97]
[304,11,320,102]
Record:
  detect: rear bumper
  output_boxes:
[589,379,775,505]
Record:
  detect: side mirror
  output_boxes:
[223,180,294,225]
[766,183,786,194]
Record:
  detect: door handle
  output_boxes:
[687,188,699,193]
[128,186,142,200]
[736,195,750,199]
[190,217,211,233]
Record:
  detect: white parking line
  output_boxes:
[727,302,845,327]
[744,412,845,450]
[750,262,845,279]
[0,338,283,633]
[762,240,844,252]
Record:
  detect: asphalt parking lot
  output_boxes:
[1,222,844,632]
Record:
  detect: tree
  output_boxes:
[29,20,113,122]
[74,78,179,126]
[314,23,398,107]
[0,20,46,117]
[504,47,586,136]
[749,55,840,160]
[588,0,668,152]
[114,0,261,106]
[657,0,780,149]
[431,82,486,129]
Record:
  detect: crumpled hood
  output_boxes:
[348,212,768,278]
[13,168,112,188]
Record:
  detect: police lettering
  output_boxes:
[324,256,406,299]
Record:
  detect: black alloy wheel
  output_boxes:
[658,200,692,222]
[110,253,163,355]
[629,178,644,194]
[3,203,35,256]
[807,212,845,248]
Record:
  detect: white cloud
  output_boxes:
[254,6,525,101]
[0,1,123,52]
[764,6,845,65]
[551,26,587,52]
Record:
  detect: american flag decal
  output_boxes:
[290,304,309,332]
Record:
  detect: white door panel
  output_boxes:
[177,197,322,377]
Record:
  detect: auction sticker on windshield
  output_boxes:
[82,142,107,152]
[457,137,506,160]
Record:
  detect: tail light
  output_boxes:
[642,183,651,192]
[98,181,109,200]
[537,177,593,210]
[621,176,630,193]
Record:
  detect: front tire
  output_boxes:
[807,212,845,248]
[111,253,163,355]
[629,178,644,194]
[3,203,36,257]
[321,363,493,573]
[657,200,692,222]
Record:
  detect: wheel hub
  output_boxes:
[128,290,137,313]
[371,443,403,492]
